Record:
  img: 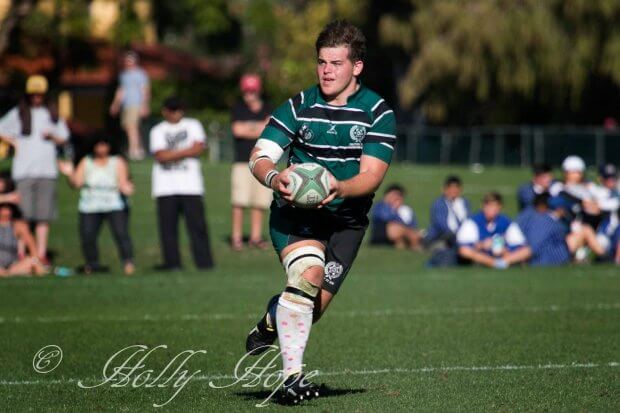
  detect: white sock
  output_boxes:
[276,294,313,378]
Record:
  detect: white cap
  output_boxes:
[562,155,585,172]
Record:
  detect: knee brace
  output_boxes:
[282,246,324,298]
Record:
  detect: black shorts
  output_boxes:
[269,200,367,295]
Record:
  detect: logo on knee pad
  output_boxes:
[324,261,343,283]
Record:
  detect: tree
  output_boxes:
[379,0,620,124]
[236,0,369,104]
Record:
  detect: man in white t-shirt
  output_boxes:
[149,97,214,270]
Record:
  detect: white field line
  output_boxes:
[1,361,618,386]
[0,302,619,324]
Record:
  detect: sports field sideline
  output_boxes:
[0,162,618,411]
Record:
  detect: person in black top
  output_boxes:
[230,74,272,251]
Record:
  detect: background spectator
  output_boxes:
[457,192,531,268]
[516,193,571,266]
[425,175,471,266]
[60,134,135,275]
[0,203,46,277]
[370,184,421,250]
[109,51,150,161]
[549,156,606,261]
[592,164,619,263]
[230,74,272,251]
[517,163,553,211]
[0,75,69,266]
[149,97,214,271]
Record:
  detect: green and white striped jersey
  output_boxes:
[261,83,396,219]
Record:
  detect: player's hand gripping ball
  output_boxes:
[286,163,331,208]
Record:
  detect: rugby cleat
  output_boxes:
[278,373,322,405]
[245,295,279,355]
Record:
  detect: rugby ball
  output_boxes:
[287,163,331,208]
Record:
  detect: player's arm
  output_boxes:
[321,155,389,205]
[248,97,298,199]
[249,141,294,200]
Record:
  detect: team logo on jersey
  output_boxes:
[326,124,337,135]
[324,261,343,283]
[349,125,366,143]
[299,124,314,142]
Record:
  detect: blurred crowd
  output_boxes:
[0,64,215,277]
[0,64,618,278]
[371,157,620,268]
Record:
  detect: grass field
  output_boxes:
[0,161,618,412]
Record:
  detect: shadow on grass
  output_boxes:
[235,386,366,406]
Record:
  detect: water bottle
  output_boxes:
[491,234,504,256]
[54,266,74,277]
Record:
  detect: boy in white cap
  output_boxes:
[549,155,606,261]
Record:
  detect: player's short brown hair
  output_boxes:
[315,20,366,62]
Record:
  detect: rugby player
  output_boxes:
[245,20,396,404]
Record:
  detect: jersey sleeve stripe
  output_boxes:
[372,109,394,126]
[370,99,385,112]
[366,132,396,140]
[268,117,295,139]
[371,101,392,119]
[379,142,394,150]
[364,135,396,145]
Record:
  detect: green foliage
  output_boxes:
[238,0,369,104]
[380,0,620,122]
[152,0,237,54]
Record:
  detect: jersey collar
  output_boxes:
[317,80,364,106]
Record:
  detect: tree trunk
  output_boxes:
[0,0,35,57]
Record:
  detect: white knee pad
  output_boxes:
[282,246,324,298]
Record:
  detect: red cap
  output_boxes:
[240,74,261,93]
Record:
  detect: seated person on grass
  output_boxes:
[370,184,421,250]
[0,203,46,277]
[457,192,531,269]
[425,175,471,266]
[596,218,620,264]
[516,193,571,266]
[516,163,554,211]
